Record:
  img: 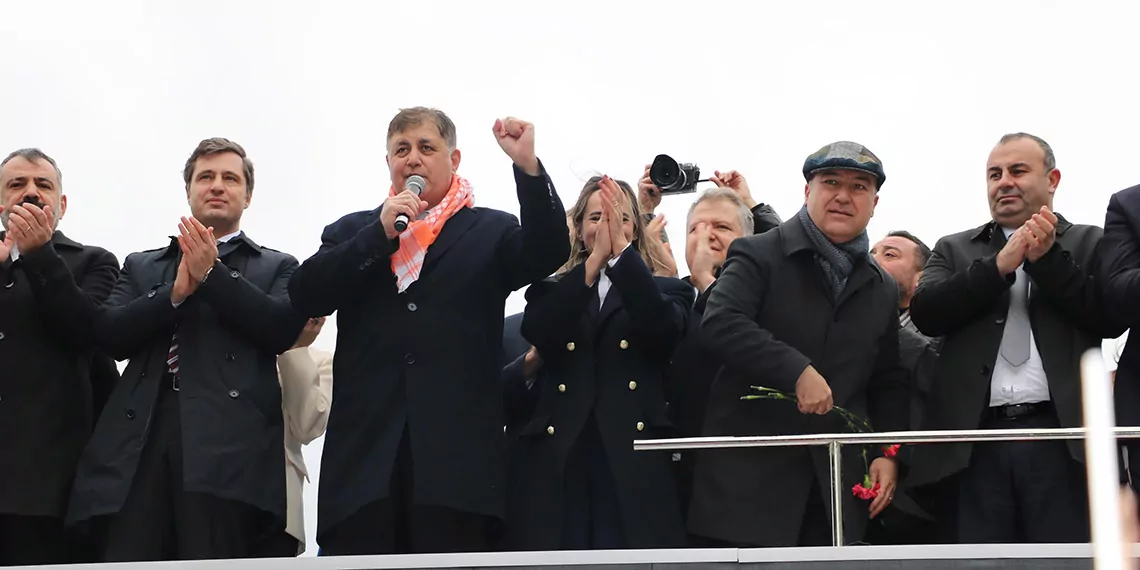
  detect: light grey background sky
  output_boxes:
[3,0,1138,555]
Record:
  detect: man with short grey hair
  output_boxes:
[0,148,119,565]
[667,181,780,528]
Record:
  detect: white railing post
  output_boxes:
[1081,350,1126,570]
[827,440,844,547]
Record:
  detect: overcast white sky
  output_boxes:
[3,0,1138,555]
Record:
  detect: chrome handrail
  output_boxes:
[634,426,1140,547]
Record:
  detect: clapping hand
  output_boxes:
[3,201,55,255]
[1023,206,1058,262]
[585,200,613,286]
[178,217,219,281]
[598,176,631,258]
[689,223,719,291]
[171,216,218,304]
[996,225,1031,276]
[0,232,12,263]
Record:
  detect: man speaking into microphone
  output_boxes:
[288,107,569,555]
[393,174,425,232]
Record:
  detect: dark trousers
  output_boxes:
[94,383,280,561]
[318,426,495,555]
[862,502,939,545]
[689,478,830,548]
[0,514,68,566]
[561,419,627,550]
[957,407,1089,543]
[257,531,300,558]
[798,478,831,547]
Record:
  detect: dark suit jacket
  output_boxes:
[688,217,908,547]
[898,325,938,435]
[504,248,693,549]
[287,162,569,537]
[0,231,118,519]
[906,216,1122,488]
[1098,185,1140,426]
[68,233,306,525]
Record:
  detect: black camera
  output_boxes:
[649,154,701,195]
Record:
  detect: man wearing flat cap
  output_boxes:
[688,142,909,547]
[906,133,1121,543]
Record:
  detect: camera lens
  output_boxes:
[650,154,684,192]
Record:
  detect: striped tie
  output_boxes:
[168,330,180,390]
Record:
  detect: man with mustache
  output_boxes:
[689,142,907,547]
[0,148,119,565]
[288,108,568,554]
[906,133,1121,543]
[68,138,307,561]
[867,231,941,544]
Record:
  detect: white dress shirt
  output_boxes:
[989,226,1051,407]
[596,245,630,305]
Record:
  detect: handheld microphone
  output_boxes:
[393,175,426,233]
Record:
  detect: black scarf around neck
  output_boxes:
[796,205,869,301]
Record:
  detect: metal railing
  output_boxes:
[634,427,1140,547]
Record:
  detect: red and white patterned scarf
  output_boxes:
[390,174,474,293]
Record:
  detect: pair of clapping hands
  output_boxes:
[996,206,1060,275]
[0,199,55,261]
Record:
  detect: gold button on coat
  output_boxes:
[558,384,566,393]
[566,342,576,352]
[636,422,645,431]
[547,426,555,435]
[619,339,629,349]
[628,381,637,390]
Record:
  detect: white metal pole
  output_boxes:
[828,440,844,547]
[1081,349,1127,570]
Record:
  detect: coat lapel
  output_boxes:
[587,285,602,319]
[835,259,877,309]
[420,208,478,275]
[596,275,625,328]
[159,237,182,285]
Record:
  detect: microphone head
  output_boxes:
[405,175,426,196]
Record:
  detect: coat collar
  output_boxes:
[779,214,884,279]
[970,213,1074,242]
[158,230,262,259]
[0,230,84,250]
[779,214,885,306]
[420,207,477,274]
[779,215,817,257]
